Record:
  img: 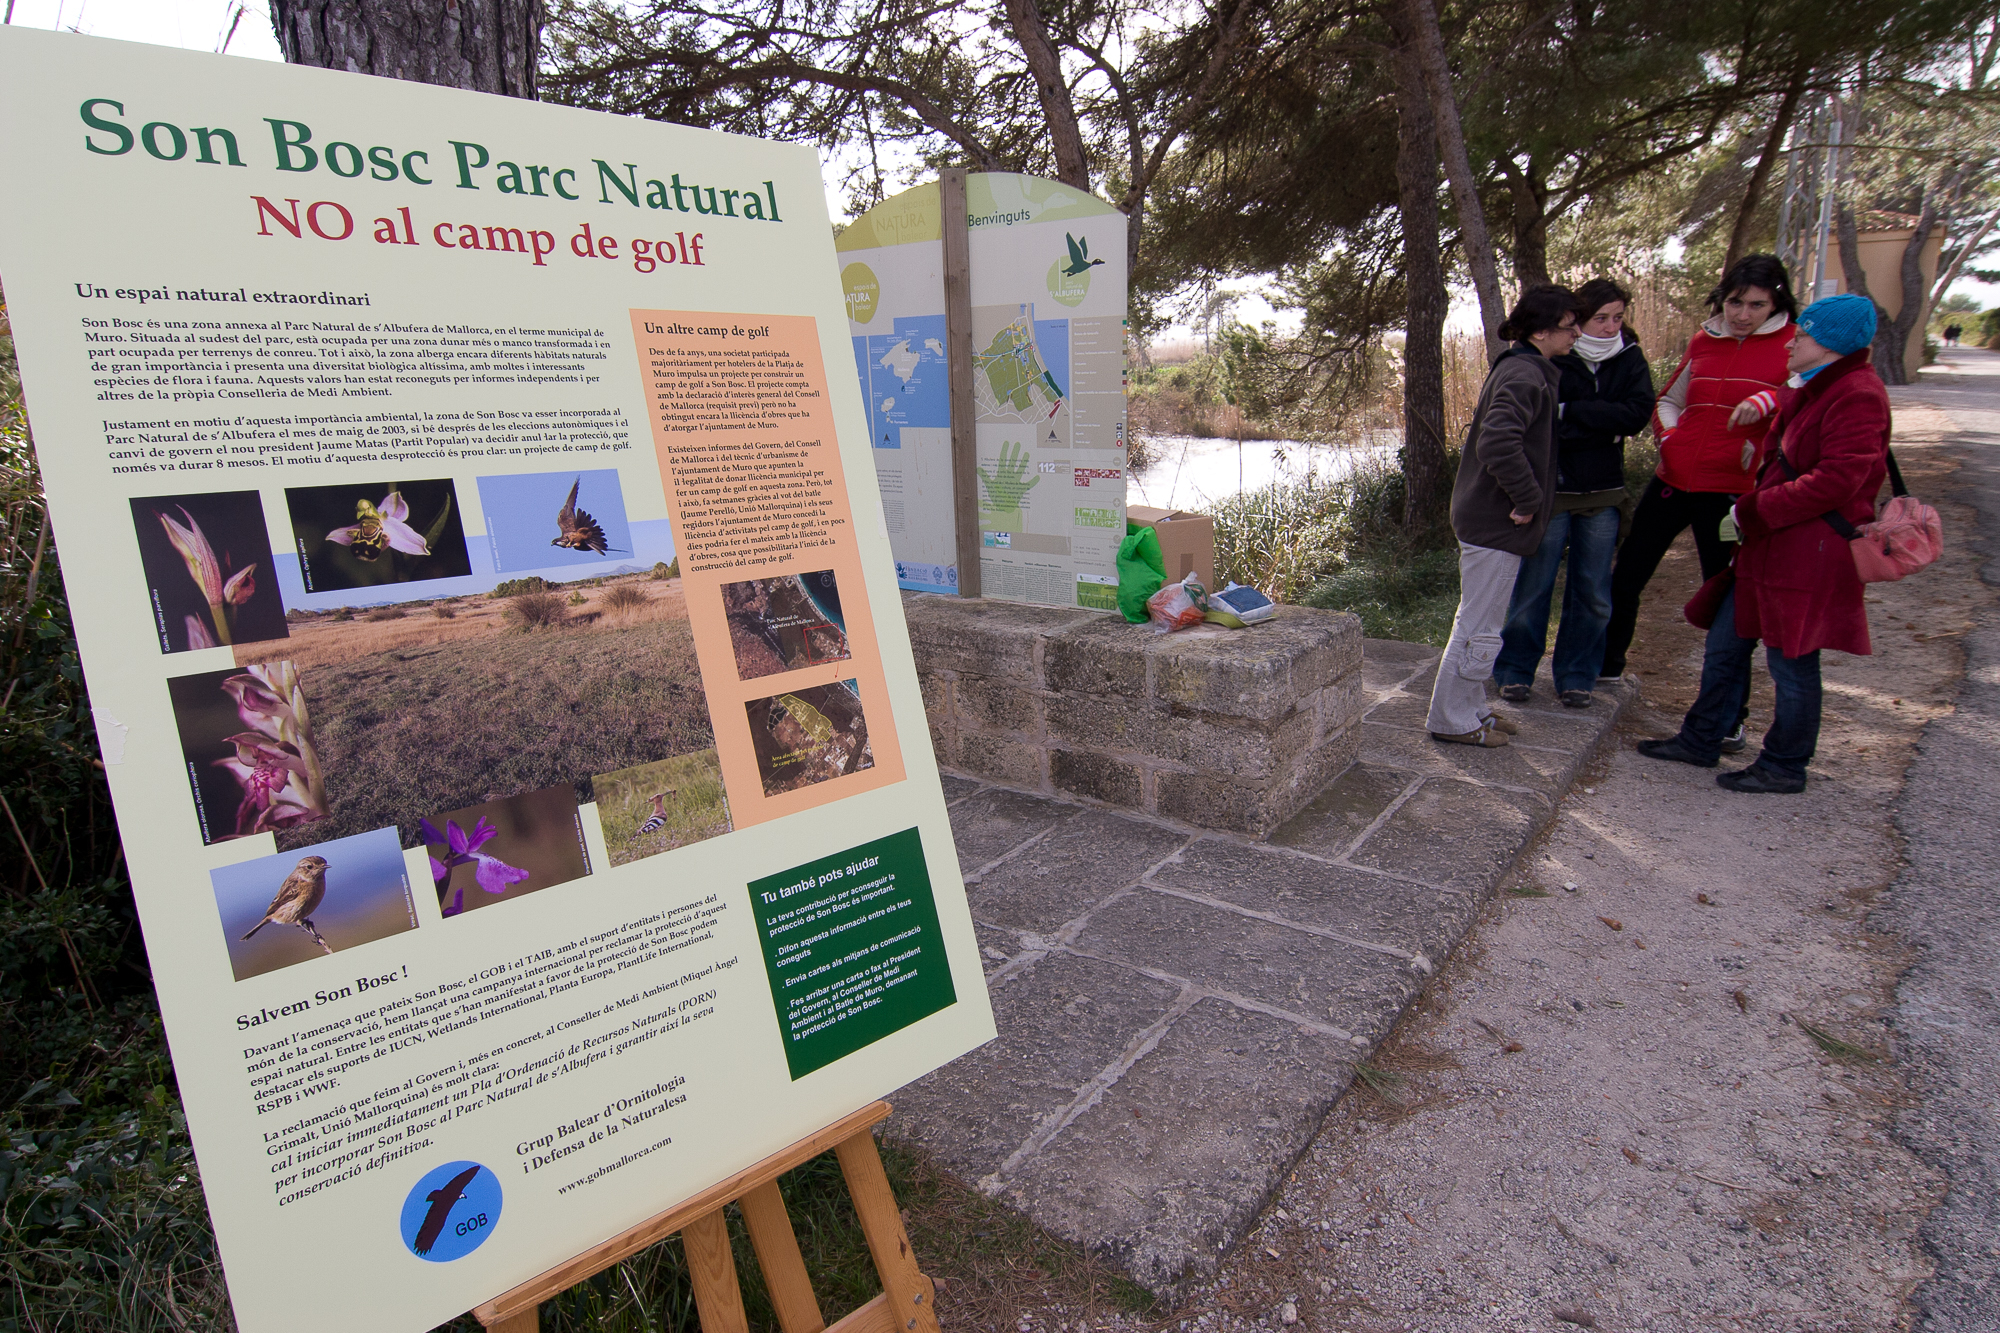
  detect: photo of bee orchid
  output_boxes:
[285,477,473,592]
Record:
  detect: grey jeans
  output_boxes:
[1426,541,1525,735]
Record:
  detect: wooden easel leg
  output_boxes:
[740,1179,828,1333]
[684,1209,751,1333]
[834,1130,940,1333]
[485,1306,538,1333]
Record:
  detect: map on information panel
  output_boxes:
[975,307,1068,426]
[856,314,950,450]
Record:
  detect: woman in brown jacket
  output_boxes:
[1427,285,1577,746]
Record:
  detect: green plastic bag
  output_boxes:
[1116,521,1165,623]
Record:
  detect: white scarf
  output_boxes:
[1574,332,1624,364]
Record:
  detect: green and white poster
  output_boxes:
[0,27,993,1333]
[837,174,1128,608]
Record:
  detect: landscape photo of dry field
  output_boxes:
[234,571,716,853]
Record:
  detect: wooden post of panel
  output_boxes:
[469,1101,934,1333]
[939,166,982,599]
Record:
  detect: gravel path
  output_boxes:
[1058,400,1989,1333]
[1880,347,2000,1332]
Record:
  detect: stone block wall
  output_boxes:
[903,595,1364,837]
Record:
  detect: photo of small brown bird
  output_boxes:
[241,855,333,954]
[551,478,613,555]
[632,790,676,839]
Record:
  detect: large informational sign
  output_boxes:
[0,28,993,1333]
[837,175,1127,608]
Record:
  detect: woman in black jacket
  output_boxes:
[1492,279,1654,708]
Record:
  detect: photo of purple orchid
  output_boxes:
[167,659,328,845]
[417,783,591,920]
[215,661,328,838]
[130,491,289,654]
[421,815,530,917]
[284,478,471,594]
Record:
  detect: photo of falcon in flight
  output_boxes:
[240,855,332,954]
[411,1165,483,1256]
[551,478,614,555]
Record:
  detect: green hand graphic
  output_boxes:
[977,440,1041,530]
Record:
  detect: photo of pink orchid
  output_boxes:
[286,479,471,593]
[130,491,288,654]
[420,815,530,916]
[168,659,329,845]
[417,784,592,920]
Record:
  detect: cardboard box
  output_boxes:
[1128,505,1216,589]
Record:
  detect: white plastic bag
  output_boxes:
[1145,573,1208,631]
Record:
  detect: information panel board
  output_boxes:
[0,28,993,1333]
[836,174,1127,607]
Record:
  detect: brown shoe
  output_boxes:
[1433,723,1509,748]
[1499,684,1531,703]
[1480,711,1520,735]
[1559,690,1594,709]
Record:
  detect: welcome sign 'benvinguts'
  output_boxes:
[0,26,993,1333]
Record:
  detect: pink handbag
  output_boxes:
[1780,448,1943,583]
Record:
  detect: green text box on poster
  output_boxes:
[749,827,956,1078]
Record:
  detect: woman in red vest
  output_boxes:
[1601,254,1797,748]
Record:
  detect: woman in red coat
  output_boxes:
[1635,293,1890,793]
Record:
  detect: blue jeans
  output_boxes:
[1494,507,1620,694]
[1673,586,1821,780]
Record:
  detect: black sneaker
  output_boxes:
[1716,765,1805,794]
[1636,736,1718,768]
[1499,683,1531,703]
[1720,724,1748,755]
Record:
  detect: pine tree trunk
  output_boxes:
[1724,69,1805,271]
[1503,162,1551,288]
[1881,196,1941,387]
[1392,30,1451,533]
[1403,0,1505,359]
[271,0,545,98]
[1836,201,1899,383]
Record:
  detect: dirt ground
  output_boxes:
[964,405,1992,1333]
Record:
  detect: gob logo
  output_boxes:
[399,1161,503,1262]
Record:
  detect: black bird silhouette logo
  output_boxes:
[412,1165,482,1256]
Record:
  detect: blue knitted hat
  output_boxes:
[1798,292,1877,357]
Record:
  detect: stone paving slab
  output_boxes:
[890,639,1638,1296]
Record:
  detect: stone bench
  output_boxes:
[902,594,1364,837]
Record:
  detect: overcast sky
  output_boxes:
[6,0,282,59]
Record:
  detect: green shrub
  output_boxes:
[1303,546,1462,645]
[494,575,550,597]
[651,559,679,580]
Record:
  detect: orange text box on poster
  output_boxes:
[632,310,902,826]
